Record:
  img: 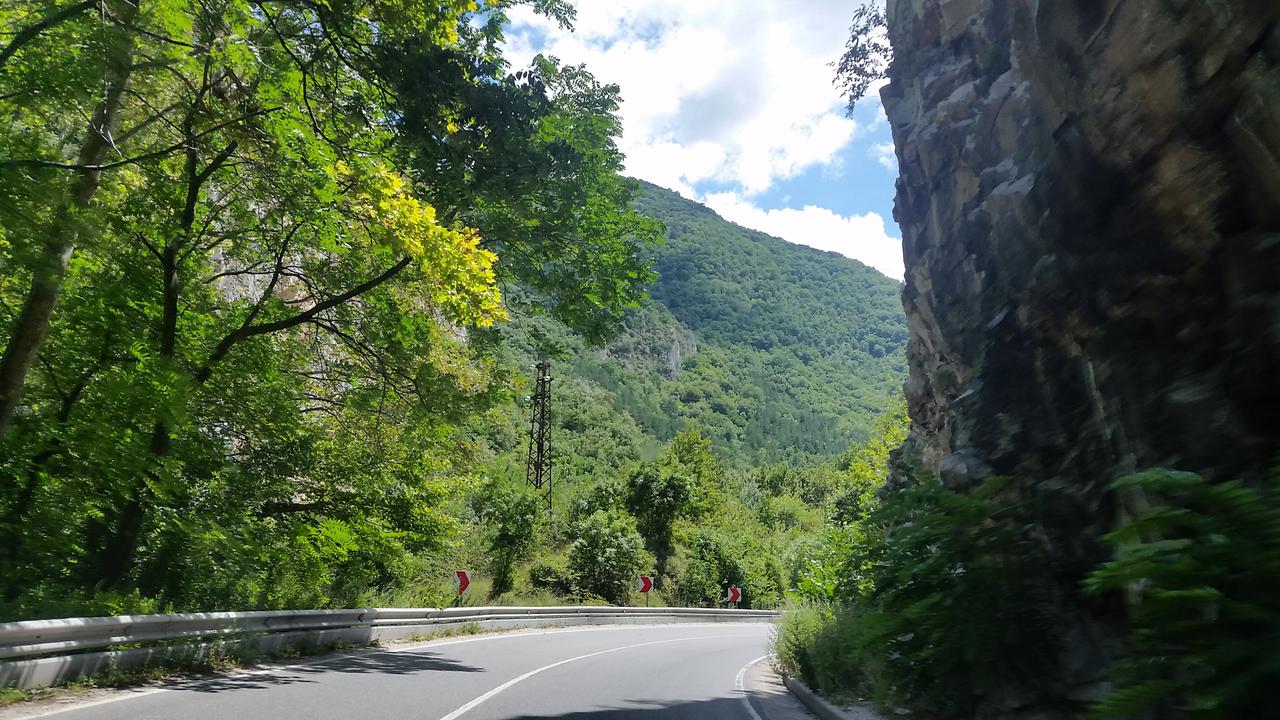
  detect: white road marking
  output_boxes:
[14,624,769,720]
[735,655,769,720]
[436,634,754,720]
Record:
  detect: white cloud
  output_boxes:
[703,192,904,280]
[505,1,865,197]
[870,141,897,171]
[503,3,904,281]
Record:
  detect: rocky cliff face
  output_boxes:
[882,0,1280,714]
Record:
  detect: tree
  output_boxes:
[660,429,727,516]
[378,42,664,342]
[831,397,909,524]
[0,0,141,444]
[0,0,660,609]
[66,0,506,588]
[833,4,893,114]
[625,463,692,582]
[567,510,652,605]
[472,484,541,597]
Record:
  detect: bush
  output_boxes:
[773,477,1060,715]
[0,587,167,622]
[786,526,857,602]
[773,600,832,689]
[774,600,879,702]
[760,493,823,531]
[567,510,653,604]
[569,479,626,522]
[1085,469,1280,719]
[851,477,1059,714]
[471,483,541,597]
[528,561,574,597]
[671,529,784,609]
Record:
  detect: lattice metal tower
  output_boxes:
[525,361,553,513]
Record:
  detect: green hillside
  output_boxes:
[481,182,907,485]
[448,189,911,607]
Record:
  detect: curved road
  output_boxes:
[17,624,794,720]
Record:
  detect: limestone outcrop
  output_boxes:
[882,0,1280,714]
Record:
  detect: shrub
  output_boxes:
[569,479,626,522]
[774,476,1060,715]
[773,600,832,689]
[528,561,574,597]
[775,598,889,702]
[567,510,652,604]
[671,529,784,609]
[1085,469,1280,719]
[851,477,1059,714]
[760,493,823,531]
[786,526,857,602]
[472,484,541,596]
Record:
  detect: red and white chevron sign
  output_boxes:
[637,575,654,593]
[725,585,741,604]
[454,570,471,594]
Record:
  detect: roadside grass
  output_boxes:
[1,687,39,708]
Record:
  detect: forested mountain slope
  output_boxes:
[480,182,908,485]
[449,184,910,607]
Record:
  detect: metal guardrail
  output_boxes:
[0,606,778,690]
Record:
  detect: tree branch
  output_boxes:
[195,248,413,383]
[113,100,184,146]
[136,232,163,262]
[104,9,205,50]
[0,0,95,70]
[203,260,269,284]
[0,108,277,172]
[195,142,238,186]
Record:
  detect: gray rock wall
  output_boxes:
[881,0,1280,713]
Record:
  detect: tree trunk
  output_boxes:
[0,1,139,446]
[97,134,217,588]
[97,495,146,588]
[98,249,176,587]
[97,260,176,587]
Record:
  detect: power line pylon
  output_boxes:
[525,361,553,513]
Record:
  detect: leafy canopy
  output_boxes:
[0,0,656,611]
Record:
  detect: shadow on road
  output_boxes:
[499,696,764,719]
[178,649,483,694]
[307,650,484,676]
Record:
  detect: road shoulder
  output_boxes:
[744,658,814,720]
[776,670,886,720]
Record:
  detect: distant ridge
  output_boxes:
[488,180,908,480]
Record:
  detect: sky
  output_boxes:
[502,1,904,280]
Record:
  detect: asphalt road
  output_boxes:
[16,623,790,720]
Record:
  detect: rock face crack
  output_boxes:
[882,0,1280,715]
